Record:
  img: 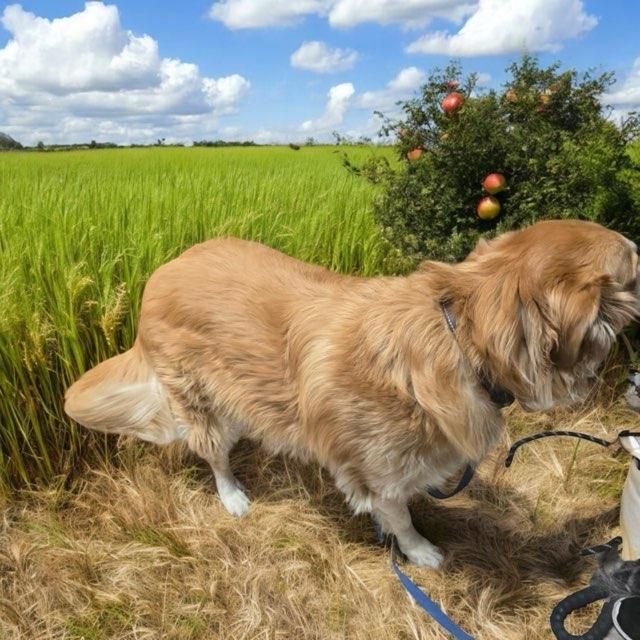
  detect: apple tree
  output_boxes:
[364,56,640,268]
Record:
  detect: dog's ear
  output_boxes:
[465,265,552,403]
[548,274,638,370]
[596,274,639,332]
[465,269,603,407]
[548,274,637,370]
[547,276,603,370]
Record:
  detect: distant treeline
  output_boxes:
[10,140,259,151]
[193,140,258,147]
[0,132,388,152]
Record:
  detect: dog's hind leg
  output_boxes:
[372,496,444,568]
[186,415,250,517]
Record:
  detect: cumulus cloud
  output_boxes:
[0,3,160,95]
[202,74,251,114]
[406,0,597,56]
[605,58,640,122]
[209,0,328,29]
[0,2,250,144]
[301,82,355,132]
[298,67,427,138]
[477,73,493,87]
[358,66,425,110]
[210,0,476,29]
[290,41,358,73]
[327,0,476,28]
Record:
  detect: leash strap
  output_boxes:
[505,430,640,468]
[427,464,476,499]
[372,519,475,640]
[580,536,623,557]
[506,430,640,469]
[390,540,475,640]
[505,431,611,467]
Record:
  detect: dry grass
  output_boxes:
[2,376,639,640]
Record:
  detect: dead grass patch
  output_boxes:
[2,390,639,639]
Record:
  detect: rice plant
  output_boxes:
[0,146,391,494]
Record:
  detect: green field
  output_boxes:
[0,146,392,495]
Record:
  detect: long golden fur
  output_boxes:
[65,220,640,566]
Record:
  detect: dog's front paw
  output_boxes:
[219,483,250,517]
[401,538,444,569]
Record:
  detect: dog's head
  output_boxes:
[461,220,639,411]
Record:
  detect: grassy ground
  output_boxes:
[2,388,638,640]
[0,145,391,494]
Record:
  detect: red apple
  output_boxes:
[535,89,552,113]
[505,88,517,103]
[482,172,507,194]
[477,196,501,220]
[441,92,464,114]
[446,80,459,89]
[406,147,423,161]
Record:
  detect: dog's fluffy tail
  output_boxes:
[64,342,183,444]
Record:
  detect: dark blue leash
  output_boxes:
[427,464,476,499]
[373,465,477,638]
[390,540,475,640]
[374,497,475,640]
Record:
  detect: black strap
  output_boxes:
[550,586,614,640]
[481,383,515,408]
[440,301,515,408]
[505,430,640,468]
[580,536,623,557]
[427,464,476,499]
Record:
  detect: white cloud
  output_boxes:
[209,0,328,29]
[328,0,476,28]
[202,74,251,114]
[0,2,160,94]
[209,0,477,29]
[387,66,425,93]
[605,58,640,117]
[298,66,426,137]
[406,0,597,56]
[290,41,357,73]
[0,3,250,145]
[358,66,425,110]
[301,82,355,132]
[476,72,492,86]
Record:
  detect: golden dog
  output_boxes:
[65,220,639,567]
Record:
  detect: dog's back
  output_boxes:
[64,237,346,449]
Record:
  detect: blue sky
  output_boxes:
[0,0,639,145]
